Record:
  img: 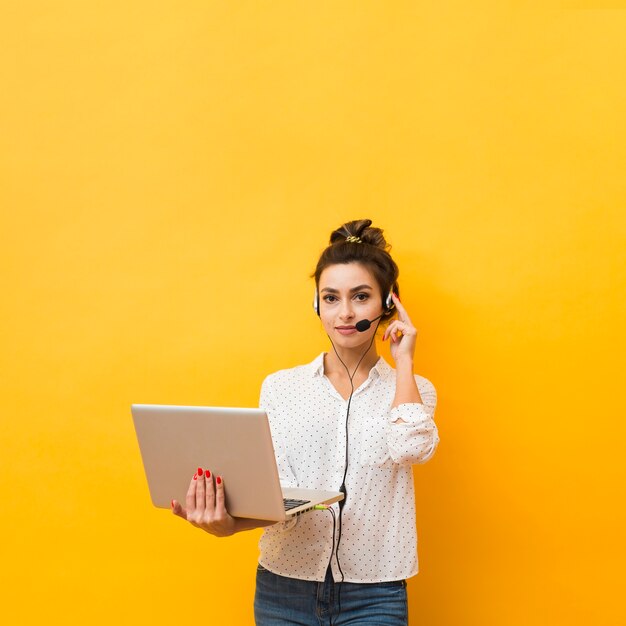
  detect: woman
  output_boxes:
[171,219,439,625]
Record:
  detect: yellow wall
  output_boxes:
[1,2,624,624]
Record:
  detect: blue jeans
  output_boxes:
[254,564,408,625]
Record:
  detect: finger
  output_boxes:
[391,293,412,324]
[384,320,399,339]
[215,475,226,517]
[392,319,417,337]
[396,320,418,338]
[393,325,409,343]
[186,473,198,513]
[385,321,401,342]
[205,469,216,512]
[171,499,187,519]
[195,467,206,512]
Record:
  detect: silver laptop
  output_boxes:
[131,404,343,521]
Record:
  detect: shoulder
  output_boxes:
[261,354,323,394]
[261,365,305,391]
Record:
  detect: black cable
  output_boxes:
[326,319,382,626]
[325,506,337,626]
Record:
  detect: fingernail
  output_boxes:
[171,499,175,508]
[197,467,203,476]
[205,469,211,479]
[193,473,197,480]
[216,476,222,485]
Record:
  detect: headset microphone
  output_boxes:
[354,314,384,332]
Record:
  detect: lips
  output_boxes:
[335,326,357,335]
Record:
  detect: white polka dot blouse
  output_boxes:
[257,352,439,583]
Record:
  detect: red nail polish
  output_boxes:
[171,499,175,508]
[197,467,203,476]
[193,473,197,480]
[216,476,222,485]
[205,469,211,479]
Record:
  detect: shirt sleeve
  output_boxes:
[387,375,440,466]
[259,374,299,532]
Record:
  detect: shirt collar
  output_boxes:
[308,352,393,381]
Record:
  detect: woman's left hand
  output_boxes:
[382,293,418,363]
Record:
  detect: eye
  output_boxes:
[354,292,370,301]
[322,294,338,303]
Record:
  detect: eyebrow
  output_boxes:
[320,284,373,294]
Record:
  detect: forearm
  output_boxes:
[391,357,423,411]
[388,364,439,463]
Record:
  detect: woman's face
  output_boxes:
[317,262,384,349]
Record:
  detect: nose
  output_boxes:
[338,299,355,320]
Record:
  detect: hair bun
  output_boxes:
[329,219,390,251]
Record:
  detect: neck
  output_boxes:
[323,341,380,379]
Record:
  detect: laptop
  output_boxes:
[131,404,344,522]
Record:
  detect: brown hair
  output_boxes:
[313,219,400,322]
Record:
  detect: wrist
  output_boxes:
[394,356,414,370]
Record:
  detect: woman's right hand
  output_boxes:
[171,467,237,537]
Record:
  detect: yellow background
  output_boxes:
[1,2,624,624]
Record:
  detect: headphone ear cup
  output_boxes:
[385,290,395,312]
[313,290,320,316]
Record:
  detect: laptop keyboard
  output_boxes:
[283,498,311,511]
